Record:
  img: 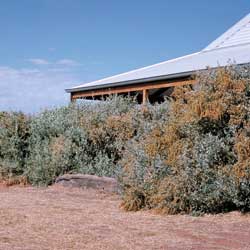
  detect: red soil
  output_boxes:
[0,185,250,250]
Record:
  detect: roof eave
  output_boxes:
[65,71,195,93]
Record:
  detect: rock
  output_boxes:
[55,174,120,193]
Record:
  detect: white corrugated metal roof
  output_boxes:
[204,13,250,51]
[67,13,250,92]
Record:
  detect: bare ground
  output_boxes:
[0,185,250,250]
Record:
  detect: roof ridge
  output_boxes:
[203,13,250,51]
[201,41,250,53]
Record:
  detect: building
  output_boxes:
[66,13,250,104]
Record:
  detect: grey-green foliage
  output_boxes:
[0,112,30,177]
[120,65,250,214]
[1,66,250,215]
[179,133,237,214]
[15,95,169,185]
[24,96,140,185]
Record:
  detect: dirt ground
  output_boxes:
[0,185,250,250]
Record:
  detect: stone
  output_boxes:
[55,174,120,193]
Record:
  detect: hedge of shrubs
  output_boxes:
[1,66,250,214]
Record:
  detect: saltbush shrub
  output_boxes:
[25,97,139,185]
[1,65,250,214]
[0,112,30,179]
[120,66,250,214]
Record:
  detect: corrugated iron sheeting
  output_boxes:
[66,13,250,93]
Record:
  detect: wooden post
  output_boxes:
[142,89,148,105]
[70,93,75,103]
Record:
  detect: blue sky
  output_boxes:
[0,0,250,113]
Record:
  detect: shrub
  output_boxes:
[0,112,30,179]
[1,66,250,215]
[25,97,139,185]
[120,65,250,214]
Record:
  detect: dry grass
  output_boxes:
[0,186,250,250]
[0,176,28,187]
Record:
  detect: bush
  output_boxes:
[0,112,30,179]
[120,66,250,214]
[1,66,250,214]
[23,98,134,185]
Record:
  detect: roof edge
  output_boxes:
[65,71,194,93]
